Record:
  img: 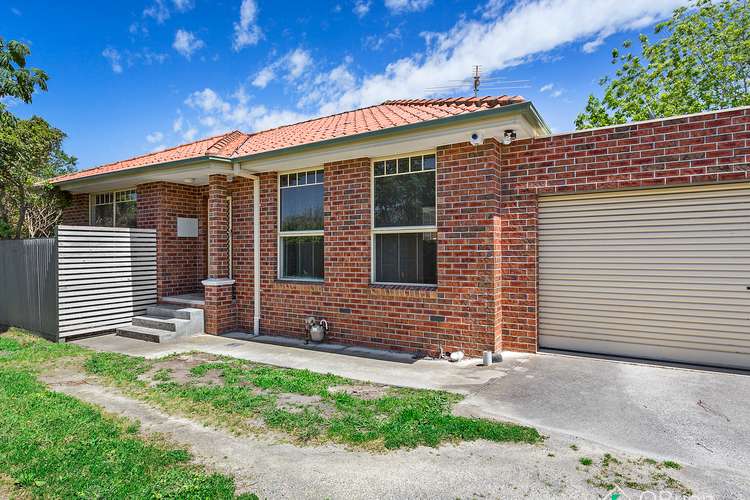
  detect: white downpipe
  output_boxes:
[233,165,261,335]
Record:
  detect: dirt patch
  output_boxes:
[328,384,389,400]
[275,393,336,417]
[137,353,224,387]
[582,454,692,497]
[39,367,89,386]
[0,473,30,500]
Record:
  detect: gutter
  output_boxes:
[52,101,549,188]
[231,101,550,164]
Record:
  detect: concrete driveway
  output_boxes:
[75,333,750,481]
[453,352,750,475]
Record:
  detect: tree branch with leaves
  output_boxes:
[576,0,750,129]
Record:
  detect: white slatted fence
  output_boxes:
[57,225,157,338]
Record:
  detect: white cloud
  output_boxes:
[183,127,198,141]
[146,131,164,143]
[286,49,312,80]
[252,48,313,88]
[233,0,262,51]
[384,0,432,13]
[252,67,275,88]
[582,27,614,53]
[172,0,194,12]
[176,0,683,143]
[540,83,564,98]
[102,47,123,74]
[173,29,205,59]
[319,0,684,113]
[353,0,371,18]
[151,144,166,152]
[172,113,184,132]
[11,7,21,16]
[143,0,170,23]
[185,88,231,114]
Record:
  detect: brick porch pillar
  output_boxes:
[202,174,236,334]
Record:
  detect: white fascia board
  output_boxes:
[60,160,232,193]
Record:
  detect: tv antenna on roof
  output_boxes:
[424,66,530,97]
[472,65,481,98]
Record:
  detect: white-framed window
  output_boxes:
[371,152,437,285]
[89,189,137,228]
[278,168,324,281]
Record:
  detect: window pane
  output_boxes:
[280,175,288,187]
[282,236,324,280]
[410,156,423,172]
[385,159,396,175]
[280,183,324,231]
[375,232,436,284]
[374,161,385,176]
[115,201,137,228]
[423,154,436,170]
[374,170,435,227]
[397,158,409,174]
[316,170,324,183]
[93,204,114,227]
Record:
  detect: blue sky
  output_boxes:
[2,0,687,171]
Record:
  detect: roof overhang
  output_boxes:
[54,101,549,193]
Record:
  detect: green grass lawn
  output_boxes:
[0,329,255,500]
[84,350,541,450]
[0,327,540,497]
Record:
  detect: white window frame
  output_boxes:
[88,188,137,228]
[277,167,325,282]
[371,150,438,286]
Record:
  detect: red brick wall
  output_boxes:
[61,193,89,225]
[230,177,254,331]
[498,107,750,352]
[137,182,204,298]
[253,142,503,356]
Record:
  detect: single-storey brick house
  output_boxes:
[52,97,750,369]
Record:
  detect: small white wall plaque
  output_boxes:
[177,217,199,237]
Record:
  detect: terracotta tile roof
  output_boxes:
[52,96,524,184]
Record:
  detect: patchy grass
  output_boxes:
[85,351,541,450]
[662,460,681,470]
[584,453,692,497]
[579,457,593,466]
[0,329,254,499]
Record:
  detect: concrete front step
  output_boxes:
[115,325,181,343]
[115,304,205,343]
[146,304,194,320]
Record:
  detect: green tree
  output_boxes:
[576,0,750,129]
[0,38,72,239]
[0,115,76,238]
[0,37,48,103]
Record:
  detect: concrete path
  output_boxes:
[74,333,750,489]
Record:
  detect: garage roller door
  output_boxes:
[538,183,750,370]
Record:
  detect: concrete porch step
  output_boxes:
[115,304,205,343]
[115,324,181,343]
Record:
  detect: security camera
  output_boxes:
[502,129,517,145]
[469,131,484,146]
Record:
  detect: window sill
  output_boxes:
[369,283,437,292]
[275,278,325,286]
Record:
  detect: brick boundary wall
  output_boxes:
[497,107,750,352]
